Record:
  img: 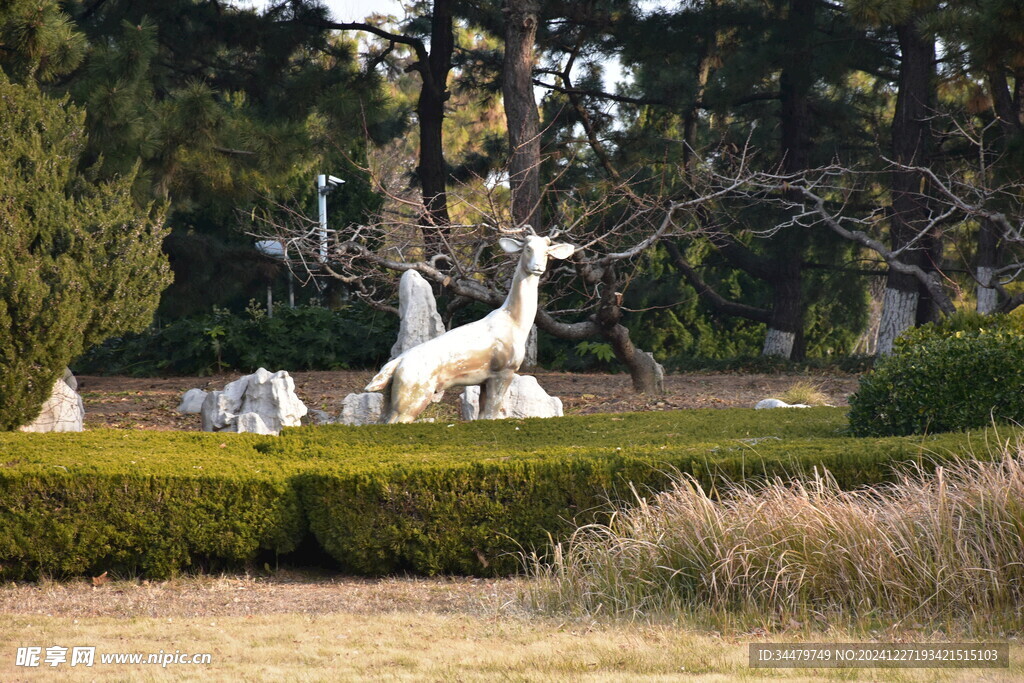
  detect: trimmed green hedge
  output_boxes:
[0,409,1003,579]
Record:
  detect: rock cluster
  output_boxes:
[199,368,307,435]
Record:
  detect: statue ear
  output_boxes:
[546,242,576,260]
[498,237,524,253]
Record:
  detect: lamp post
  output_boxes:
[317,174,345,262]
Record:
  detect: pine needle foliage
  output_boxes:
[0,74,171,430]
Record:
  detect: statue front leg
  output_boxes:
[479,371,514,420]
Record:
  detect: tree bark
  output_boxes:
[502,0,542,230]
[601,323,665,394]
[417,0,455,242]
[876,287,917,354]
[976,218,1000,313]
[761,0,815,360]
[762,261,802,358]
[593,266,664,394]
[880,19,935,351]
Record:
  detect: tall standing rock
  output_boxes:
[521,325,539,370]
[391,270,446,359]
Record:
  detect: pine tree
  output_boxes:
[0,74,171,430]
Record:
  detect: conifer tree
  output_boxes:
[0,74,170,430]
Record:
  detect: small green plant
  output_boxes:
[204,323,227,373]
[574,341,617,363]
[245,298,267,322]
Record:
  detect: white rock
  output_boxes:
[235,412,275,435]
[177,388,208,414]
[340,392,384,425]
[61,367,78,392]
[390,270,445,359]
[460,375,563,421]
[200,368,307,435]
[755,398,811,410]
[200,387,240,432]
[20,369,84,433]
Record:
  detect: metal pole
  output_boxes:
[284,239,295,308]
[317,174,328,262]
[267,284,273,318]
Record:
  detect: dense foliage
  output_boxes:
[7,0,1024,379]
[74,304,397,376]
[0,75,170,430]
[0,409,998,579]
[849,313,1024,436]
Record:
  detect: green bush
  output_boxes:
[0,409,1002,579]
[0,432,304,579]
[0,75,171,429]
[849,313,1024,436]
[74,303,397,376]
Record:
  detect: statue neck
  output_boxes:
[502,264,539,329]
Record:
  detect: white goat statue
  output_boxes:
[365,232,575,423]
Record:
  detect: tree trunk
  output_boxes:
[755,0,816,360]
[876,286,917,354]
[602,324,665,394]
[417,0,454,245]
[880,20,935,350]
[593,267,664,394]
[502,0,542,230]
[977,218,1000,313]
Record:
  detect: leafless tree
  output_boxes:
[690,126,1024,352]
[249,144,756,393]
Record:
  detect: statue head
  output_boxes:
[498,230,576,277]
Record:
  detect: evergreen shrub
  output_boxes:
[849,312,1024,436]
[0,410,996,579]
[74,303,396,376]
[0,75,170,429]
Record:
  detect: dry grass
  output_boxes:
[777,380,832,406]
[4,571,1018,680]
[4,604,1018,681]
[0,611,748,682]
[526,443,1024,635]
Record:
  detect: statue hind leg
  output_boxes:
[381,374,433,423]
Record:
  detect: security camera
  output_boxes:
[327,175,345,186]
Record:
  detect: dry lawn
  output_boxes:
[1,572,1020,681]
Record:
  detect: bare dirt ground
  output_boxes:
[0,570,509,619]
[76,369,861,430]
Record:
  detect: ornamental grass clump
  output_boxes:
[526,443,1024,627]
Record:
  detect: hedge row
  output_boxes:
[0,409,1003,579]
